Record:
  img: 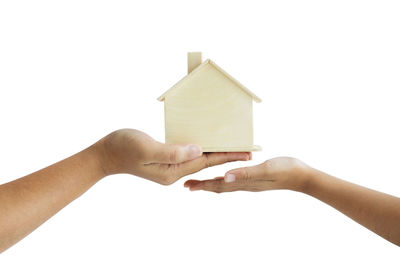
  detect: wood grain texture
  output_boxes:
[187,52,202,73]
[163,62,261,152]
[158,59,262,103]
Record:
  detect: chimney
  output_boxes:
[187,52,202,74]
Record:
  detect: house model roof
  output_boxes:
[157,59,262,103]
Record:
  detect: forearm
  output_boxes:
[0,143,106,253]
[301,168,400,246]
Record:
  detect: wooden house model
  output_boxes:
[158,52,262,152]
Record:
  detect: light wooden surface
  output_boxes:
[162,60,261,152]
[187,52,202,73]
[158,59,262,103]
[196,145,262,152]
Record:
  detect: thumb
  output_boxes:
[153,143,202,164]
[224,163,266,183]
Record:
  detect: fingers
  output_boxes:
[141,151,251,185]
[183,162,273,193]
[184,177,270,193]
[222,162,267,183]
[174,152,251,178]
[184,178,233,192]
[184,178,248,193]
[151,142,203,164]
[204,152,251,168]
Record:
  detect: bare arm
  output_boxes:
[0,145,104,253]
[0,129,250,253]
[185,157,400,246]
[304,168,400,245]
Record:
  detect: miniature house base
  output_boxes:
[158,52,262,152]
[196,145,262,153]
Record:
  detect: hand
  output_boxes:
[184,157,311,192]
[95,129,251,185]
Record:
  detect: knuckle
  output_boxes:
[202,154,212,168]
[241,168,250,180]
[169,150,178,163]
[211,186,222,193]
[209,180,223,193]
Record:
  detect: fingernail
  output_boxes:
[225,173,235,183]
[188,145,202,158]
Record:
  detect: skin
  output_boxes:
[185,157,400,246]
[0,129,251,253]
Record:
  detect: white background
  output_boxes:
[1,0,399,279]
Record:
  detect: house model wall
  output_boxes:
[158,52,262,152]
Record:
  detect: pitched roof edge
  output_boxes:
[157,59,262,103]
[157,59,211,101]
[207,60,262,103]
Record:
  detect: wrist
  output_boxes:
[285,160,314,193]
[297,166,320,194]
[88,139,113,178]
